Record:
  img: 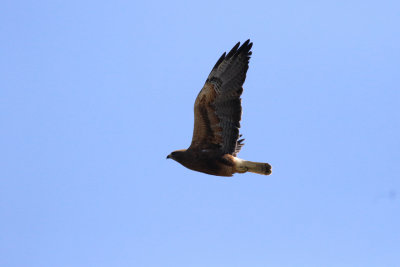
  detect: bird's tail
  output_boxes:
[234,158,272,175]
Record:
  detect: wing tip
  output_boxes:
[237,39,253,56]
[211,39,253,71]
[227,39,253,60]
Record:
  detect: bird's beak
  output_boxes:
[166,154,171,159]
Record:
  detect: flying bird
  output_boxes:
[167,40,272,177]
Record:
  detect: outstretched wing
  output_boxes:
[189,40,252,156]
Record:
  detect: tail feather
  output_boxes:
[234,158,272,175]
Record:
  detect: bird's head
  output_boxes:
[166,149,186,161]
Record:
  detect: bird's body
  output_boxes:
[167,40,272,177]
[168,149,236,177]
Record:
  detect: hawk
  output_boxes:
[167,40,272,177]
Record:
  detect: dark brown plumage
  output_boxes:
[167,40,272,177]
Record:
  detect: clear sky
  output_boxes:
[1,0,399,266]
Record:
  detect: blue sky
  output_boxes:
[1,0,399,266]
